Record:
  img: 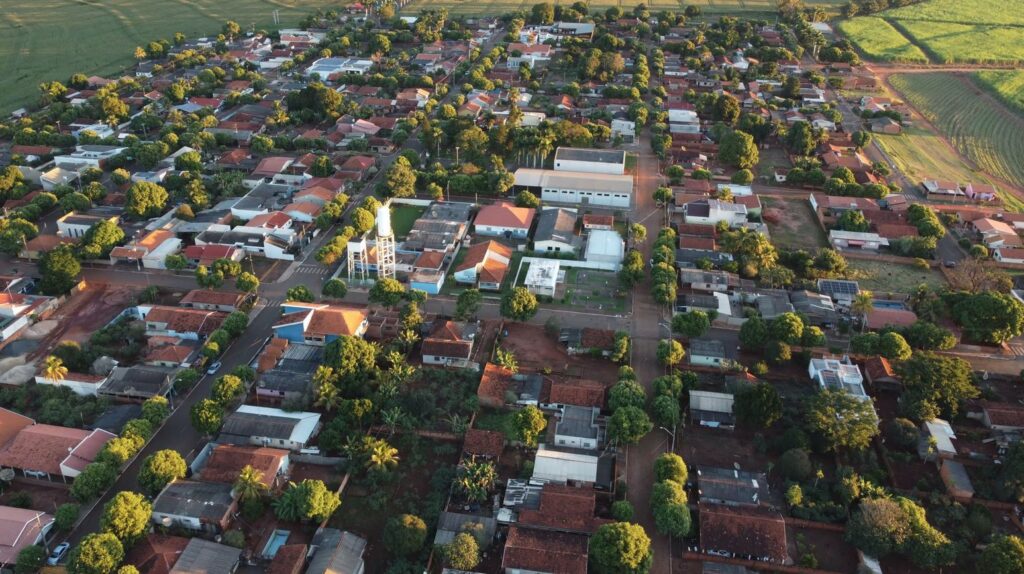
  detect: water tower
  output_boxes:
[376,205,396,280]
[347,236,367,282]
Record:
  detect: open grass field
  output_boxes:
[388,204,425,239]
[974,71,1024,118]
[0,0,339,113]
[401,0,846,17]
[835,17,928,63]
[840,0,1024,65]
[846,259,946,294]
[888,73,1024,194]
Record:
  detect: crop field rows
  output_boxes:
[889,72,1024,195]
[974,71,1024,118]
[0,0,340,113]
[839,0,1024,65]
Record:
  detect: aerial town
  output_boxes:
[0,0,1023,573]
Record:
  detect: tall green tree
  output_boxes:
[125,181,169,218]
[805,389,878,452]
[67,532,124,574]
[39,244,81,295]
[500,287,538,322]
[100,491,152,545]
[590,522,652,574]
[139,449,187,495]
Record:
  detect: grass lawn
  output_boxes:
[846,259,946,294]
[975,70,1024,117]
[888,73,1024,196]
[763,197,828,251]
[388,204,425,239]
[837,17,929,63]
[473,410,518,441]
[0,0,340,113]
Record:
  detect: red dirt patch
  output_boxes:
[29,283,137,359]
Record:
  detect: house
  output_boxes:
[978,401,1024,432]
[829,229,889,251]
[678,269,739,292]
[167,537,242,574]
[462,428,505,460]
[922,179,964,200]
[864,356,901,390]
[553,147,626,175]
[474,202,535,238]
[266,544,306,574]
[546,379,606,410]
[532,446,613,488]
[199,445,290,489]
[35,371,109,396]
[476,363,544,408]
[689,390,735,429]
[697,466,769,506]
[756,291,796,320]
[973,218,1022,248]
[994,247,1024,264]
[306,529,366,574]
[137,305,227,340]
[870,116,902,134]
[808,357,870,402]
[421,321,476,368]
[502,526,589,574]
[553,405,602,450]
[940,460,975,502]
[108,229,182,271]
[182,244,244,267]
[584,229,625,268]
[514,168,634,209]
[219,405,322,452]
[524,259,561,297]
[0,424,114,482]
[454,241,513,291]
[919,418,957,461]
[533,208,579,253]
[689,338,730,367]
[559,328,615,356]
[611,118,636,143]
[99,366,175,400]
[180,290,250,312]
[684,199,748,227]
[582,214,614,230]
[865,307,918,330]
[506,43,553,68]
[0,506,54,568]
[40,166,80,191]
[125,534,191,573]
[815,279,861,306]
[57,212,116,239]
[255,342,321,403]
[698,503,789,564]
[271,302,369,344]
[515,483,611,534]
[676,292,732,317]
[0,409,34,450]
[433,511,497,549]
[152,480,237,534]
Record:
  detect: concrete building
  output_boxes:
[514,168,633,209]
[533,208,579,253]
[553,405,602,450]
[524,259,560,297]
[584,229,625,268]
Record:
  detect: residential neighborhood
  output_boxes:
[1,2,1024,574]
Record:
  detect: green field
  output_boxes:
[0,0,339,113]
[388,204,426,239]
[975,71,1024,117]
[846,259,946,294]
[836,17,928,63]
[402,0,845,16]
[888,73,1024,194]
[841,0,1024,65]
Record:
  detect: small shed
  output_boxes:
[939,460,974,502]
[689,390,735,429]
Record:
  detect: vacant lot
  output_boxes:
[846,259,945,294]
[889,73,1024,192]
[763,197,827,251]
[841,0,1024,65]
[0,0,339,113]
[836,17,928,63]
[975,70,1024,117]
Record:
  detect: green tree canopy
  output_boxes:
[501,287,538,322]
[384,514,428,556]
[608,406,653,445]
[656,339,685,367]
[100,491,152,545]
[734,383,783,429]
[590,522,652,574]
[139,449,187,495]
[68,532,124,574]
[897,352,978,421]
[651,480,691,538]
[369,277,406,308]
[512,405,546,447]
[39,244,81,295]
[654,453,688,484]
[805,389,879,452]
[125,181,169,218]
[979,535,1024,574]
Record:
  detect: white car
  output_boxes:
[47,542,70,565]
[206,361,222,375]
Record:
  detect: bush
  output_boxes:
[886,418,920,450]
[778,448,813,481]
[55,503,81,531]
[7,491,32,508]
[15,545,46,574]
[611,500,634,521]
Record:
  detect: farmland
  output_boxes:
[0,0,339,113]
[835,17,928,63]
[840,0,1024,65]
[888,73,1024,193]
[401,0,847,17]
[975,71,1024,117]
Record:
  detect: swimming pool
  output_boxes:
[872,299,907,310]
[261,529,290,559]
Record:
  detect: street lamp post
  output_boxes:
[659,425,676,453]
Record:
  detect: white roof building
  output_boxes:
[585,229,625,269]
[532,447,598,483]
[524,259,560,297]
[808,357,869,401]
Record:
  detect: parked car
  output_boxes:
[206,361,222,375]
[48,542,70,565]
[944,260,957,268]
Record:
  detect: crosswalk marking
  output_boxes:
[293,265,329,275]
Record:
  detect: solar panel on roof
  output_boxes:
[817,279,860,294]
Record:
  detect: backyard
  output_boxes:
[512,261,627,314]
[762,197,828,251]
[845,259,946,294]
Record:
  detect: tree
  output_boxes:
[650,395,680,428]
[979,535,1024,574]
[769,312,804,345]
[42,355,69,383]
[384,514,427,556]
[852,130,872,149]
[612,500,634,521]
[877,332,912,360]
[100,491,151,545]
[60,191,93,213]
[231,464,268,503]
[609,380,647,412]
[654,453,688,484]
[656,339,685,367]
[512,405,546,447]
[139,449,186,495]
[70,462,117,502]
[384,158,416,198]
[366,438,400,473]
[369,277,405,308]
[949,291,1024,344]
[610,331,631,363]
[222,312,249,338]
[68,532,124,574]
[324,335,378,380]
[323,278,348,299]
[671,311,710,338]
[590,522,652,574]
[235,272,259,293]
[40,244,81,295]
[444,532,480,570]
[765,340,792,364]
[285,285,315,303]
[651,480,691,538]
[739,316,769,350]
[515,190,541,208]
[778,448,813,481]
[652,185,673,205]
[734,384,783,428]
[15,546,46,574]
[846,497,910,558]
[805,389,879,452]
[212,374,245,405]
[629,223,647,243]
[897,352,978,420]
[608,406,653,445]
[851,291,874,331]
[55,502,81,531]
[501,287,538,322]
[455,458,497,503]
[719,130,759,169]
[190,399,224,436]
[273,479,341,522]
[455,288,482,320]
[125,181,169,218]
[836,209,870,232]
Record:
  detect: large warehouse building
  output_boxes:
[513,169,634,209]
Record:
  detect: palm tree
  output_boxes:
[314,380,342,413]
[366,439,399,473]
[381,407,407,437]
[851,291,874,332]
[42,355,68,383]
[234,465,268,502]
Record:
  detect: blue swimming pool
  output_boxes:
[872,299,906,310]
[261,529,290,559]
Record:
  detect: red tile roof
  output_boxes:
[475,202,535,230]
[517,484,612,534]
[145,306,227,336]
[247,211,292,229]
[679,236,716,251]
[126,534,190,574]
[981,401,1024,429]
[699,503,788,563]
[201,445,289,486]
[864,356,898,383]
[183,244,240,265]
[180,289,246,308]
[502,526,588,574]
[462,428,505,459]
[457,241,512,284]
[582,214,614,228]
[0,424,108,476]
[477,363,516,406]
[266,544,307,574]
[414,251,445,270]
[548,379,606,409]
[0,408,34,449]
[865,308,918,330]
